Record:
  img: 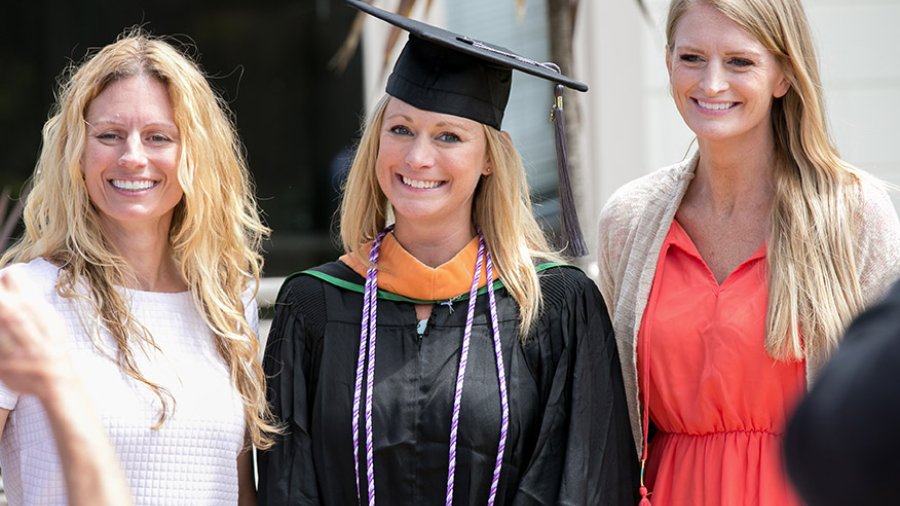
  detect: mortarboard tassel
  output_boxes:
[550,83,588,257]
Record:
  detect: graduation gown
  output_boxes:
[257,253,637,505]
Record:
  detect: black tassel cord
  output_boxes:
[551,83,588,257]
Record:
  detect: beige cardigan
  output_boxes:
[597,152,900,456]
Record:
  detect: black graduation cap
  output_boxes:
[347,0,589,256]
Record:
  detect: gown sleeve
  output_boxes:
[513,268,638,505]
[257,276,323,505]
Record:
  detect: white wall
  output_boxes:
[810,0,900,209]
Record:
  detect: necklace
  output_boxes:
[352,225,510,506]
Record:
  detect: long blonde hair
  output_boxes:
[339,96,561,337]
[666,0,864,363]
[1,29,278,448]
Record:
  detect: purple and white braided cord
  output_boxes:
[353,227,508,506]
[445,235,486,506]
[485,243,509,506]
[352,225,393,505]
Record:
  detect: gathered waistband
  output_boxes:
[659,429,782,437]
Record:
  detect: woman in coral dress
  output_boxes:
[597,0,900,504]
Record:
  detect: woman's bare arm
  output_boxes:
[0,270,133,506]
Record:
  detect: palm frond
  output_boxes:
[331,0,656,75]
[329,11,367,73]
[516,0,526,20]
[0,190,8,225]
[633,0,656,29]
[331,0,439,75]
[0,187,24,253]
[382,0,418,74]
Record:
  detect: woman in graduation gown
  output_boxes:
[257,2,637,505]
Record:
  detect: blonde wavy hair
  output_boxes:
[339,95,562,337]
[1,29,278,448]
[666,0,864,363]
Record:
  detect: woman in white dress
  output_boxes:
[0,29,276,505]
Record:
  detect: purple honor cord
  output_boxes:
[352,226,510,506]
[445,234,485,505]
[352,225,392,505]
[485,243,510,506]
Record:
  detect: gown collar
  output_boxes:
[339,232,496,301]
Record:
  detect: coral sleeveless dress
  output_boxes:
[637,220,804,505]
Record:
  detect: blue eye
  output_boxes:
[437,132,461,143]
[679,54,702,63]
[729,57,754,67]
[147,134,172,143]
[95,132,121,141]
[389,125,412,136]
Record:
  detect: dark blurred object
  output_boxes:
[784,279,900,505]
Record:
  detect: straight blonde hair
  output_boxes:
[339,96,562,337]
[2,29,278,448]
[666,0,864,363]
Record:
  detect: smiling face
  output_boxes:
[375,97,490,235]
[82,74,183,237]
[667,2,790,148]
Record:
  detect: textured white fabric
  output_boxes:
[597,152,900,456]
[0,258,256,505]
